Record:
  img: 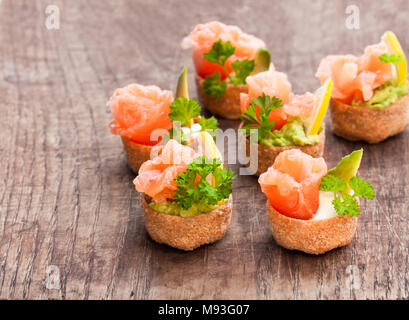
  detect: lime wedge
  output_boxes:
[304,79,333,136]
[251,48,271,75]
[382,31,408,83]
[176,65,189,98]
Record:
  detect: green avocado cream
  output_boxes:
[355,80,408,109]
[149,201,219,217]
[259,117,320,147]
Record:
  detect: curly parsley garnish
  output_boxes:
[203,72,227,98]
[165,97,218,144]
[379,53,404,65]
[240,93,283,141]
[203,40,235,66]
[197,116,218,138]
[169,97,201,126]
[202,40,255,98]
[174,156,235,210]
[319,175,375,217]
[230,59,255,85]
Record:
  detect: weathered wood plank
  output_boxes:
[0,0,408,299]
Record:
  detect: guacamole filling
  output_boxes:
[149,200,221,217]
[259,117,320,147]
[354,79,409,109]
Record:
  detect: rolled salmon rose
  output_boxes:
[240,66,292,129]
[259,149,327,220]
[133,140,198,203]
[182,21,265,79]
[109,84,173,173]
[316,41,392,105]
[183,21,267,119]
[109,84,173,145]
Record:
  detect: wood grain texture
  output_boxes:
[1,0,409,300]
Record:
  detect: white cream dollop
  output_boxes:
[181,123,202,137]
[312,191,338,220]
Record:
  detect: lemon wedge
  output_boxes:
[194,131,223,189]
[304,79,333,136]
[382,31,408,83]
[199,131,223,165]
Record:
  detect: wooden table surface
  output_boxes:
[1,0,409,300]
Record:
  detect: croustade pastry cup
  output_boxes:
[141,195,233,251]
[266,201,358,255]
[330,93,409,144]
[241,125,326,176]
[121,137,162,174]
[195,74,247,120]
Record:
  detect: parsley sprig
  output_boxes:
[169,97,201,126]
[230,59,255,85]
[378,52,409,83]
[203,40,235,66]
[203,73,227,98]
[166,97,218,144]
[197,116,218,132]
[379,53,404,65]
[203,40,254,98]
[174,156,235,210]
[319,175,375,217]
[240,93,283,141]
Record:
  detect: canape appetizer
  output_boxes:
[109,67,218,173]
[240,65,333,175]
[109,84,173,173]
[316,31,409,143]
[134,139,235,251]
[182,21,270,119]
[259,149,374,255]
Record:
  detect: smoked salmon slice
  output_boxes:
[240,66,291,129]
[110,84,173,145]
[133,140,198,203]
[284,92,316,118]
[316,41,393,104]
[240,66,318,129]
[182,21,265,79]
[258,149,327,220]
